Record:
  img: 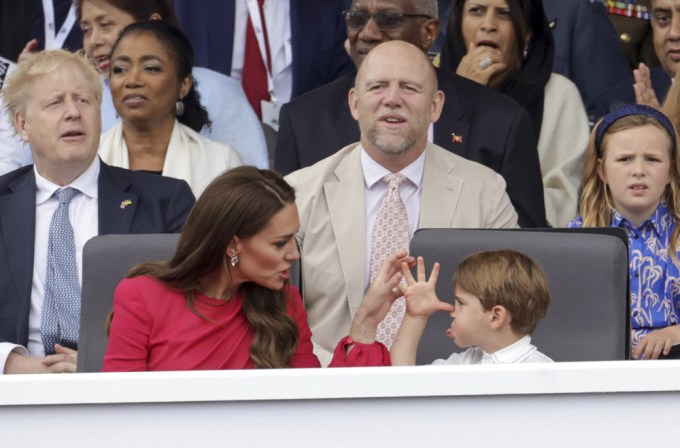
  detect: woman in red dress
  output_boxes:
[103,166,405,371]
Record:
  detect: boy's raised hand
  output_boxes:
[397,257,454,318]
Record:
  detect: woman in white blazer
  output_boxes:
[98,20,242,197]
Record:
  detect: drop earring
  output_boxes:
[175,98,185,116]
[230,252,240,267]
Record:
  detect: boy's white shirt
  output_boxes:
[431,335,553,365]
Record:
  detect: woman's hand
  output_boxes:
[632,325,680,360]
[17,39,39,64]
[456,42,507,87]
[633,63,662,110]
[397,257,454,318]
[349,251,415,344]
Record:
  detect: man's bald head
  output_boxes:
[356,40,439,94]
[349,40,444,172]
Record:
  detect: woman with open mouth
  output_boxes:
[440,0,589,228]
[103,166,398,371]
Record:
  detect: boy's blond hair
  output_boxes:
[453,249,550,335]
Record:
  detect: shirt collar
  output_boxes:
[359,144,425,190]
[611,201,668,238]
[482,335,535,364]
[34,156,100,205]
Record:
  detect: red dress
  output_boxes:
[103,276,390,371]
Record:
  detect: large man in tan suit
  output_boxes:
[286,41,518,365]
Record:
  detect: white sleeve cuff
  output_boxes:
[0,342,28,375]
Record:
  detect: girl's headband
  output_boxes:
[595,104,677,156]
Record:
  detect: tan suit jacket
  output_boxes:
[285,142,518,365]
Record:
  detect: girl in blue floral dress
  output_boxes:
[569,104,680,360]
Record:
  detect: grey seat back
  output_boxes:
[409,228,629,363]
[78,233,302,372]
[77,234,180,372]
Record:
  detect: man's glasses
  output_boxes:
[343,11,432,32]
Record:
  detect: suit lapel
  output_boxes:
[420,145,463,228]
[97,163,138,235]
[433,70,470,157]
[324,147,366,317]
[0,170,37,312]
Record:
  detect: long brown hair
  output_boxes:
[129,166,299,368]
[578,114,680,264]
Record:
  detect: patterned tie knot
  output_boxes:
[384,173,407,191]
[54,187,79,205]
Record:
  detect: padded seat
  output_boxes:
[77,234,180,372]
[409,228,630,364]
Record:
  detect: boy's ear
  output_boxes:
[489,305,510,331]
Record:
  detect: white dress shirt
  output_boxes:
[0,157,99,373]
[431,335,553,365]
[361,147,425,291]
[231,0,293,104]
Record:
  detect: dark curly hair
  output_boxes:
[111,19,211,132]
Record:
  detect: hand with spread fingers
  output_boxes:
[391,257,454,366]
[455,42,507,87]
[398,257,455,318]
[634,63,662,110]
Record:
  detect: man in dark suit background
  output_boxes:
[594,0,676,118]
[274,0,546,228]
[172,0,354,102]
[542,0,630,122]
[0,50,195,374]
[1,0,83,62]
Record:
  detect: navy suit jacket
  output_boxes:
[275,70,547,228]
[543,0,630,119]
[30,0,83,53]
[173,0,353,99]
[0,161,195,347]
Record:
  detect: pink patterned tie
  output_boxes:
[371,173,409,347]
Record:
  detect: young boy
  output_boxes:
[391,249,552,365]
